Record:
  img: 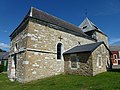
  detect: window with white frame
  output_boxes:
[113,54,117,59]
[70,54,79,69]
[97,55,102,68]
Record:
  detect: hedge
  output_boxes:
[0,65,4,73]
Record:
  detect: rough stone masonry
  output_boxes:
[8,7,109,83]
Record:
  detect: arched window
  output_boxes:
[57,43,62,59]
[113,54,117,59]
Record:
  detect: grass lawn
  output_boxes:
[0,71,120,90]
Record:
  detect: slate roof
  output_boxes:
[10,7,95,41]
[64,42,110,54]
[79,18,107,36]
[109,45,120,51]
[0,52,9,60]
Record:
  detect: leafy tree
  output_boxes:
[0,49,6,52]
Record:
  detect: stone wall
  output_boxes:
[9,18,95,83]
[9,20,29,54]
[92,44,110,76]
[8,20,29,82]
[22,19,95,82]
[64,53,93,76]
[8,52,27,82]
[22,51,64,82]
[64,44,110,76]
[96,32,108,47]
[16,52,26,82]
[27,20,95,52]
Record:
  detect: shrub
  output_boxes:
[0,65,4,73]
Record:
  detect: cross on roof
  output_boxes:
[58,35,63,41]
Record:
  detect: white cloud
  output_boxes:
[109,38,120,44]
[0,42,10,49]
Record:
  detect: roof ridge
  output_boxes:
[31,7,85,31]
[10,7,95,41]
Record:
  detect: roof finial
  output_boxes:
[85,9,88,17]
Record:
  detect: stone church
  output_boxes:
[8,7,111,83]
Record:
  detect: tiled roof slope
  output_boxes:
[64,42,110,54]
[0,52,9,60]
[10,7,95,41]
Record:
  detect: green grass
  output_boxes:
[0,71,120,90]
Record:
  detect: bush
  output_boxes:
[0,65,4,73]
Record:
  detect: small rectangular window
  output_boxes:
[70,54,79,69]
[71,56,77,68]
[99,57,102,66]
[97,55,102,68]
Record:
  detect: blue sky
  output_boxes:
[0,0,120,51]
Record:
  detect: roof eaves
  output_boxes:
[9,16,29,38]
[9,7,32,37]
[63,51,91,55]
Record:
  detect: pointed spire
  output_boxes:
[79,17,100,32]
